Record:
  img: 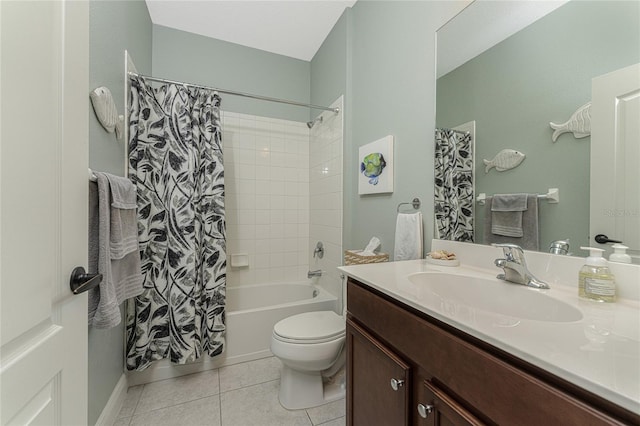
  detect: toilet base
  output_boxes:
[278,365,345,410]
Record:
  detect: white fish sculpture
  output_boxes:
[549,102,591,142]
[90,86,124,140]
[483,149,525,173]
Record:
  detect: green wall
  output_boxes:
[310,9,349,120]
[84,1,481,421]
[344,1,467,255]
[152,25,311,122]
[436,0,640,251]
[154,2,469,256]
[88,0,152,424]
[310,9,353,246]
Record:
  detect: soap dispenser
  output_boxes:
[609,243,632,264]
[579,247,616,302]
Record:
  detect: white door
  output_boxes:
[1,1,89,424]
[591,63,640,263]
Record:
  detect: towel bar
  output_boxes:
[397,198,421,212]
[476,188,559,206]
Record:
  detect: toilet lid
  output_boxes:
[273,311,345,343]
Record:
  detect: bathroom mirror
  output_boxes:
[435,0,640,256]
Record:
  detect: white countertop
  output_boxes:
[338,258,640,414]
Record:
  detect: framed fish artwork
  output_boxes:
[358,135,394,194]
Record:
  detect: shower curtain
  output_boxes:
[126,75,226,371]
[434,129,474,242]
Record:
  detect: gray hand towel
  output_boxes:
[105,173,139,260]
[491,193,528,237]
[88,172,143,329]
[484,194,539,250]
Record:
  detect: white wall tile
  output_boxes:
[270,138,285,153]
[254,194,269,209]
[237,149,255,165]
[255,210,270,225]
[270,209,284,224]
[283,210,298,224]
[255,180,271,196]
[284,196,298,211]
[255,224,270,240]
[223,110,339,287]
[307,98,344,300]
[255,150,270,166]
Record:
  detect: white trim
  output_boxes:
[95,374,128,426]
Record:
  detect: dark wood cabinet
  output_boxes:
[417,379,484,426]
[347,318,410,426]
[346,278,638,426]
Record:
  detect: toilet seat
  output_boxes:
[273,311,345,344]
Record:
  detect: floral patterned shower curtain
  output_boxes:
[126,75,226,371]
[434,129,474,242]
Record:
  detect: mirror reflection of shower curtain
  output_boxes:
[434,128,474,242]
[126,75,226,371]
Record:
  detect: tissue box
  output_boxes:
[344,250,389,266]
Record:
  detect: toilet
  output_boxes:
[270,310,346,410]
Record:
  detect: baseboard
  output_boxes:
[95,374,128,426]
[127,349,273,386]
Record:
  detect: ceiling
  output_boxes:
[145,0,357,62]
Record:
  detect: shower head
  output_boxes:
[306,115,324,129]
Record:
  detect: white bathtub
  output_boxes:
[225,282,337,361]
[127,281,337,385]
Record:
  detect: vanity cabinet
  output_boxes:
[347,319,410,425]
[346,278,637,426]
[417,379,484,426]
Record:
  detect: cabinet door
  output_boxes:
[347,318,411,426]
[416,380,486,426]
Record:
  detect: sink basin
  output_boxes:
[407,272,583,323]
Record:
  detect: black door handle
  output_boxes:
[69,267,102,295]
[595,234,622,244]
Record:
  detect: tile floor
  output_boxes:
[114,357,345,426]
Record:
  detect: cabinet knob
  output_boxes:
[417,403,434,418]
[390,378,405,391]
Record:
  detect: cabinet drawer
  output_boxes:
[347,279,628,425]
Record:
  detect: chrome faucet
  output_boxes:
[492,243,549,289]
[308,269,323,279]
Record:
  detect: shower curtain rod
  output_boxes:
[128,71,340,114]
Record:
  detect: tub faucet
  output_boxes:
[492,243,549,289]
[308,269,323,279]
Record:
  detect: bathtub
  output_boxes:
[127,281,337,385]
[225,282,337,361]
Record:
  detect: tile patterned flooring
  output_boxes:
[115,357,345,426]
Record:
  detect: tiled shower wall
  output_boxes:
[222,98,344,304]
[308,97,344,304]
[223,112,311,287]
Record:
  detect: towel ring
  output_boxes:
[397,198,421,213]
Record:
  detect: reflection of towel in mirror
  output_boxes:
[394,212,423,261]
[88,172,143,329]
[491,193,528,237]
[484,195,539,250]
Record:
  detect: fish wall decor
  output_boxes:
[549,102,591,142]
[361,152,386,185]
[483,149,525,173]
[358,135,394,195]
[90,86,124,140]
